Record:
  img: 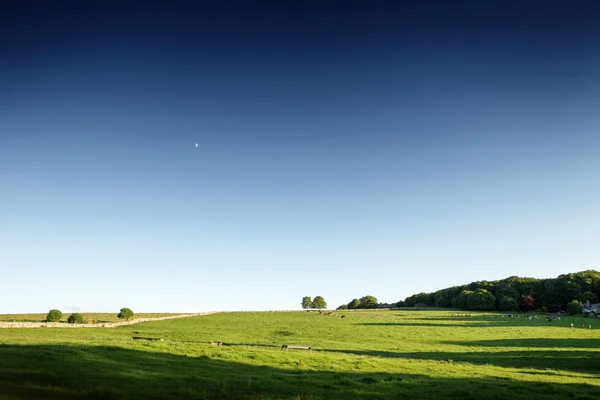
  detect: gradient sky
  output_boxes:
[1,1,599,313]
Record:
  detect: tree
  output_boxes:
[455,290,472,310]
[520,295,536,312]
[301,296,312,310]
[46,309,62,322]
[567,300,581,315]
[435,296,450,308]
[311,296,327,310]
[359,296,378,309]
[347,299,361,309]
[336,304,348,310]
[117,308,134,320]
[67,313,84,324]
[498,296,519,311]
[466,289,496,310]
[396,300,406,308]
[580,291,598,304]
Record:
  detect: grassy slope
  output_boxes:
[0,310,598,399]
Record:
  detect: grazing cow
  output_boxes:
[341,315,346,318]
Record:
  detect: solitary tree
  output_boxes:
[117,307,134,320]
[311,296,327,310]
[359,295,378,309]
[45,309,62,322]
[301,296,313,310]
[67,313,84,324]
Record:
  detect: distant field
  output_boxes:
[0,313,184,323]
[0,310,598,399]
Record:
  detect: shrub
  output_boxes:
[567,300,581,315]
[117,308,134,320]
[45,309,62,322]
[67,313,84,324]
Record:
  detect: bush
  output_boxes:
[45,309,62,322]
[117,307,134,320]
[567,300,581,315]
[67,313,84,324]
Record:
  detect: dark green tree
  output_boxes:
[567,300,581,315]
[580,291,598,304]
[359,295,378,309]
[301,296,312,310]
[455,290,473,310]
[45,309,62,322]
[498,296,519,311]
[117,308,134,320]
[466,289,496,310]
[67,313,84,324]
[311,296,327,310]
[347,298,361,309]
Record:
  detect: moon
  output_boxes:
[195,143,199,148]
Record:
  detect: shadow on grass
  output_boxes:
[0,345,600,400]
[357,320,590,328]
[447,338,600,349]
[0,344,599,400]
[320,348,600,374]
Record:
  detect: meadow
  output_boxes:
[0,310,598,399]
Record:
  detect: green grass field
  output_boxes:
[0,310,598,399]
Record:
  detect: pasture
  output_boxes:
[0,310,598,399]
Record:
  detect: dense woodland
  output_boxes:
[398,270,600,312]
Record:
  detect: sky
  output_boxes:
[1,1,599,313]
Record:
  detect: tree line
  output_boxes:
[336,295,378,310]
[398,270,600,313]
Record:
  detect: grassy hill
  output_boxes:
[0,310,599,399]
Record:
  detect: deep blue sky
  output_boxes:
[1,1,599,313]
